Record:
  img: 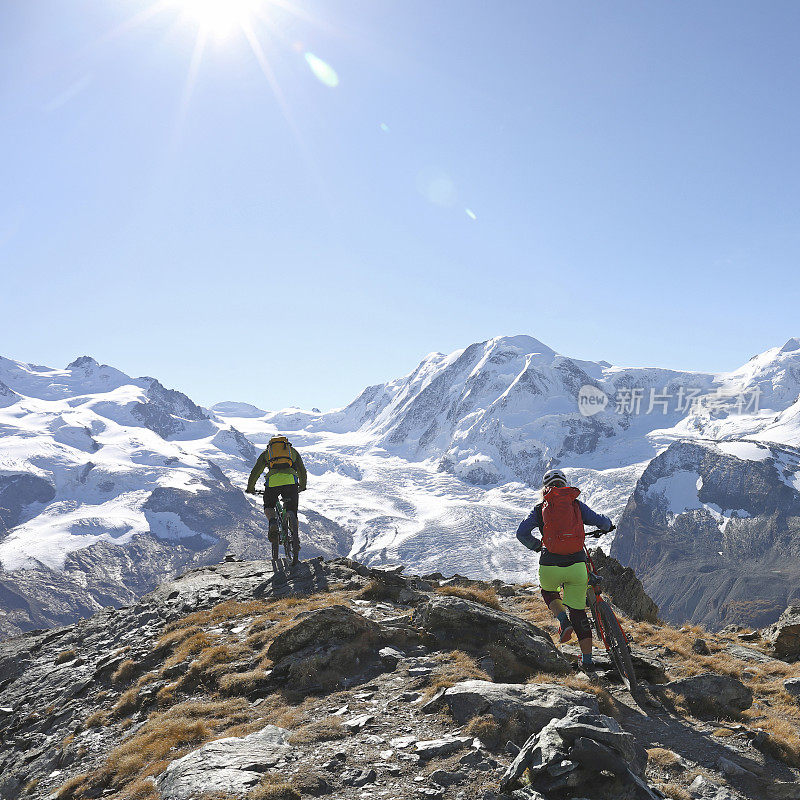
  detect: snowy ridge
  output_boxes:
[215,334,800,582]
[1,335,799,632]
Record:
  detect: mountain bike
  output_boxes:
[584,528,637,693]
[253,490,298,565]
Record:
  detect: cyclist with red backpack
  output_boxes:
[246,435,307,564]
[516,468,614,671]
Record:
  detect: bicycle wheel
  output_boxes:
[282,521,293,562]
[597,599,637,693]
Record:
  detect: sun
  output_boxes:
[175,0,261,38]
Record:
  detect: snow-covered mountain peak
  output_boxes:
[779,336,800,354]
[0,355,134,402]
[210,401,268,419]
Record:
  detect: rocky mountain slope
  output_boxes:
[0,555,798,800]
[611,439,800,629]
[0,356,351,639]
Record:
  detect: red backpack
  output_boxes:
[541,486,585,555]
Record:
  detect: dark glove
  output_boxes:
[299,486,307,492]
[605,524,616,533]
[245,488,255,495]
[530,537,542,553]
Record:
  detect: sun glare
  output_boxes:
[176,0,260,38]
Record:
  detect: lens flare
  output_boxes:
[177,0,260,38]
[417,168,457,207]
[465,208,477,220]
[304,52,339,87]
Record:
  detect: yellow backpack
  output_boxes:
[266,436,294,470]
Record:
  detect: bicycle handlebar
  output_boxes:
[586,525,616,538]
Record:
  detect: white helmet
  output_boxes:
[542,468,568,489]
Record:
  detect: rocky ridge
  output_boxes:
[0,555,798,800]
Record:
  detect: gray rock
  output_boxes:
[440,680,598,738]
[726,644,777,664]
[350,768,377,787]
[411,595,570,676]
[666,672,753,714]
[770,781,800,800]
[156,725,290,800]
[429,769,466,786]
[342,714,374,731]
[266,605,381,663]
[688,774,720,797]
[692,638,710,655]
[499,707,655,797]
[414,736,473,759]
[716,755,759,783]
[765,605,800,661]
[784,676,800,699]
[586,549,659,623]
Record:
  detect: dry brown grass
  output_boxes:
[62,699,253,797]
[462,712,530,749]
[356,577,394,602]
[248,774,300,800]
[464,714,502,748]
[287,717,347,744]
[54,773,90,799]
[508,595,557,631]
[647,747,681,767]
[116,777,160,800]
[654,784,691,800]
[112,659,139,685]
[84,710,107,729]
[218,669,273,697]
[435,585,501,610]
[626,618,800,767]
[163,631,218,669]
[741,713,800,767]
[162,599,275,634]
[527,672,622,718]
[55,650,77,665]
[422,650,491,701]
[113,687,142,718]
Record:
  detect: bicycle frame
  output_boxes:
[583,534,637,692]
[251,490,296,563]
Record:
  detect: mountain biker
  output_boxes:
[515,468,614,671]
[245,435,307,564]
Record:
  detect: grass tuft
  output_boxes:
[435,585,501,610]
[55,650,77,665]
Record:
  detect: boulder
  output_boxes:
[414,736,473,759]
[666,672,753,715]
[784,677,800,700]
[266,605,381,663]
[411,596,570,675]
[765,605,800,661]
[157,725,290,800]
[498,707,657,799]
[588,549,659,623]
[439,680,598,738]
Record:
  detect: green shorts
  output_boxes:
[539,562,588,610]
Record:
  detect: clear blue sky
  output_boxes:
[2,1,799,410]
